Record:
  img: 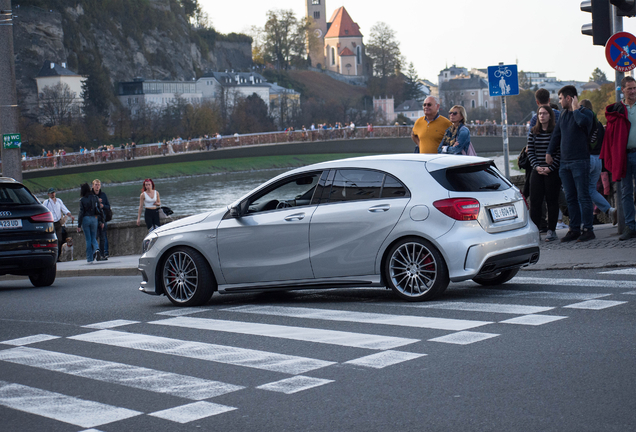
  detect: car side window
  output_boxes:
[247,172,321,214]
[381,174,409,198]
[328,169,384,203]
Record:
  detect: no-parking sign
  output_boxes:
[605,32,636,72]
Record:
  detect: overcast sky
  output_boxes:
[199,0,636,84]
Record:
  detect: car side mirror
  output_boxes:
[229,204,242,218]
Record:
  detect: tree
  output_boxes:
[39,83,78,127]
[589,67,608,84]
[518,70,532,90]
[580,83,615,124]
[262,9,311,70]
[366,22,402,78]
[228,94,275,133]
[403,62,424,102]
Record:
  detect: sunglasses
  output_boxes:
[423,103,434,107]
[449,111,459,116]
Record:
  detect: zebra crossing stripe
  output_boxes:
[0,380,141,428]
[69,330,335,375]
[406,301,554,315]
[344,350,426,369]
[0,334,60,346]
[156,308,209,317]
[148,401,236,423]
[149,316,420,350]
[500,314,568,326]
[563,300,627,310]
[0,347,244,400]
[257,376,335,394]
[83,320,139,329]
[225,305,492,331]
[449,287,610,300]
[599,268,636,275]
[512,277,636,289]
[428,331,499,345]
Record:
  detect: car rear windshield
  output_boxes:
[430,162,512,192]
[0,184,39,205]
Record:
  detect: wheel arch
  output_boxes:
[155,244,219,296]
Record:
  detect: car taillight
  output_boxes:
[433,198,480,221]
[521,194,529,210]
[30,212,54,223]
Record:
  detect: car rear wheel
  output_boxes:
[161,247,215,306]
[472,268,519,286]
[29,264,56,287]
[384,237,449,301]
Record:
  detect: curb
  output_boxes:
[57,268,140,277]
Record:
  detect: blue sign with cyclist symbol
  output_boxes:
[487,64,519,97]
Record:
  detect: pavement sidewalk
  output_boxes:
[3,223,634,282]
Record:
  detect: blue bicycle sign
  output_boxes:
[488,65,519,97]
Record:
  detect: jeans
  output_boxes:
[621,151,636,231]
[97,221,108,256]
[82,216,99,262]
[559,158,593,231]
[584,154,611,214]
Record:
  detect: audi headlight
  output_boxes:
[142,233,158,253]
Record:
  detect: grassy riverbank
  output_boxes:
[23,153,371,193]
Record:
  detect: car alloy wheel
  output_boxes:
[162,246,215,306]
[385,237,449,301]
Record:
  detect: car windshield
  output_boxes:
[430,162,512,192]
[0,184,39,205]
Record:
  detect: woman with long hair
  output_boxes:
[438,105,470,154]
[527,105,561,242]
[77,182,104,262]
[137,178,161,231]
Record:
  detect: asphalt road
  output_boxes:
[0,269,634,432]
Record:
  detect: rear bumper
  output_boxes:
[475,247,540,275]
[0,250,58,276]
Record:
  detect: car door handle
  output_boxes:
[368,204,390,212]
[284,213,305,221]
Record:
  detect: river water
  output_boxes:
[40,155,520,225]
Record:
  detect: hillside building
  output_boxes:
[35,61,86,121]
[117,79,202,115]
[197,71,270,106]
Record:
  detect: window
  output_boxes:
[331,47,335,65]
[314,11,320,19]
[245,172,322,214]
[312,0,320,4]
[326,170,409,203]
[472,100,475,108]
[430,162,512,193]
[356,46,361,65]
[485,100,488,108]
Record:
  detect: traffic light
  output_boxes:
[581,0,612,46]
[610,0,636,17]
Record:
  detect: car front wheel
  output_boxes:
[384,237,449,301]
[29,264,56,287]
[472,268,519,286]
[161,247,215,306]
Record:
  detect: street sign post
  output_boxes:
[487,64,519,179]
[605,31,636,72]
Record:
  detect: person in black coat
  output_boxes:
[92,179,110,259]
[77,183,104,263]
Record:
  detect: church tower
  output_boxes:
[306,0,327,68]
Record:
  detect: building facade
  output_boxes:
[35,61,86,121]
[117,79,202,115]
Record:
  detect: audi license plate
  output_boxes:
[490,205,517,222]
[0,219,22,229]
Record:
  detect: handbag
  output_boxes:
[461,142,477,156]
[104,207,113,222]
[518,146,530,170]
[158,208,167,220]
[158,206,173,220]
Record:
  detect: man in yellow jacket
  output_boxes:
[411,96,452,154]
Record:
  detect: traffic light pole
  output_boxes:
[0,0,22,181]
[612,7,626,234]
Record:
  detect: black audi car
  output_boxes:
[0,177,57,286]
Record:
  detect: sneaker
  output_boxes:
[94,251,100,262]
[560,230,581,242]
[556,221,569,230]
[619,226,636,241]
[577,229,595,242]
[545,230,558,242]
[607,207,618,226]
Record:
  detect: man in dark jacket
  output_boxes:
[601,76,636,240]
[92,179,110,259]
[546,85,594,242]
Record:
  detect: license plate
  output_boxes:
[0,219,22,229]
[490,205,517,222]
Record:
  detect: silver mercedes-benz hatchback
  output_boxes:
[139,154,540,306]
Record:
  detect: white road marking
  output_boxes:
[623,291,636,295]
[0,347,243,400]
[512,277,636,289]
[407,301,554,315]
[148,401,236,423]
[82,320,139,329]
[0,380,141,428]
[70,330,335,375]
[500,314,568,326]
[0,334,60,346]
[428,331,499,345]
[599,268,636,275]
[156,308,209,317]
[225,305,491,331]
[150,316,419,350]
[257,376,334,394]
[514,292,610,300]
[344,351,426,369]
[563,300,627,310]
